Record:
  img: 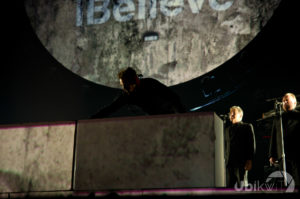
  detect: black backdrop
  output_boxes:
[1,0,300,184]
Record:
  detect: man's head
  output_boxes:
[118,67,140,93]
[282,93,297,112]
[229,106,243,124]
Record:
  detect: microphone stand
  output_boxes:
[275,100,288,187]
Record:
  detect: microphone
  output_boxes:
[219,114,228,118]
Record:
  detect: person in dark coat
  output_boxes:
[225,106,256,188]
[269,93,300,187]
[90,67,186,118]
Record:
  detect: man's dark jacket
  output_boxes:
[269,110,300,162]
[225,122,256,167]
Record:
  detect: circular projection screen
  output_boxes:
[25,0,281,88]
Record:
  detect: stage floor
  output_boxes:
[1,188,298,198]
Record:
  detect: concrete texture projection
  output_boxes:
[25,0,281,88]
[74,112,224,190]
[0,122,75,192]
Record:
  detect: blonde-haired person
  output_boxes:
[269,93,300,187]
[225,106,256,188]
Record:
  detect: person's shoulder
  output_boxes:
[140,78,155,86]
[292,109,300,114]
[284,109,300,116]
[290,109,300,118]
[140,78,166,87]
[240,122,253,129]
[141,77,160,83]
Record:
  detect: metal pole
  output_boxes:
[277,101,288,187]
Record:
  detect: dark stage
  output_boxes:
[1,0,300,198]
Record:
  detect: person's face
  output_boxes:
[229,109,243,124]
[282,94,297,112]
[120,79,136,93]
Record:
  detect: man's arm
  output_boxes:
[151,79,186,113]
[90,93,128,119]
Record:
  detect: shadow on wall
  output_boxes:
[0,170,29,193]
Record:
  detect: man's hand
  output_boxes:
[269,157,276,165]
[244,160,252,171]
